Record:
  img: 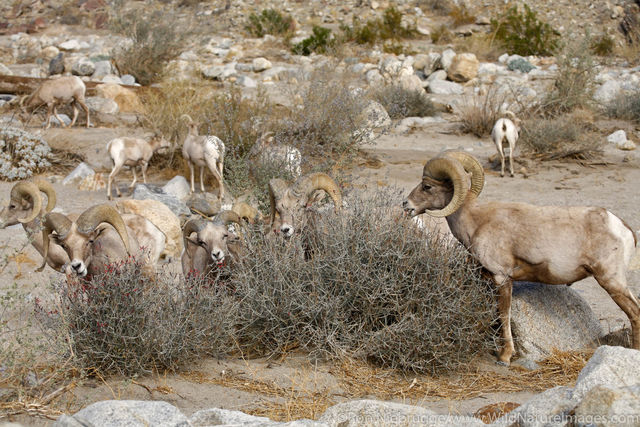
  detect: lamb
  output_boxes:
[106,134,171,200]
[19,76,90,129]
[0,179,70,271]
[269,172,342,237]
[180,114,225,200]
[402,150,640,365]
[181,210,244,277]
[491,111,520,177]
[37,204,166,279]
[248,132,302,178]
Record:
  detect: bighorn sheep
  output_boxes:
[248,132,302,178]
[106,134,171,200]
[19,76,90,129]
[402,150,640,365]
[181,210,243,276]
[181,114,225,199]
[0,179,70,271]
[38,204,165,279]
[269,172,342,237]
[491,111,520,177]
[231,201,263,224]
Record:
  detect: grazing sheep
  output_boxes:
[403,150,640,365]
[37,204,165,279]
[106,134,171,200]
[269,172,342,237]
[0,179,70,271]
[181,210,244,277]
[19,76,90,129]
[248,132,302,178]
[491,111,520,177]
[180,114,225,200]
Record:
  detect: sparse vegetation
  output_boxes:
[490,4,559,56]
[340,6,417,45]
[519,115,602,160]
[0,126,52,180]
[292,26,334,55]
[370,84,436,119]
[590,33,615,56]
[449,4,475,27]
[606,90,640,123]
[431,24,454,44]
[416,0,453,15]
[245,9,295,38]
[458,84,512,138]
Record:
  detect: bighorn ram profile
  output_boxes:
[269,172,342,237]
[0,179,70,271]
[403,150,640,365]
[181,210,243,276]
[38,204,165,279]
[180,114,225,200]
[19,76,91,129]
[106,134,171,200]
[491,111,520,177]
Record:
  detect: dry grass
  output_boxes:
[458,83,513,138]
[47,148,86,175]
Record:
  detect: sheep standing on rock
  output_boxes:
[403,150,640,365]
[106,134,171,200]
[19,75,90,129]
[491,111,520,177]
[181,114,225,200]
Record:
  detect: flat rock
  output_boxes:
[132,184,190,218]
[573,345,640,400]
[52,400,189,427]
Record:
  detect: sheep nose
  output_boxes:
[212,250,223,260]
[281,226,291,235]
[402,200,408,208]
[71,261,82,271]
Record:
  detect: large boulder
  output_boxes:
[488,386,578,427]
[71,57,95,76]
[62,162,95,186]
[132,184,190,218]
[572,385,640,427]
[114,199,183,259]
[95,83,145,113]
[162,175,191,201]
[572,345,640,400]
[510,282,602,362]
[189,408,272,426]
[86,96,119,115]
[427,80,464,95]
[447,53,479,82]
[353,100,391,144]
[52,400,189,427]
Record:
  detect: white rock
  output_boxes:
[62,162,95,186]
[189,408,271,426]
[440,48,457,71]
[162,176,191,201]
[573,346,640,400]
[594,80,622,104]
[427,79,464,95]
[58,40,80,51]
[52,400,188,427]
[120,74,136,85]
[498,53,510,63]
[607,130,628,145]
[252,57,272,72]
[101,74,123,84]
[71,57,95,76]
[237,75,257,88]
[427,69,447,82]
[365,68,384,85]
[86,97,119,114]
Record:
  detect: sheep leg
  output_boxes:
[75,97,91,128]
[494,273,515,364]
[199,166,206,193]
[210,168,224,200]
[69,103,79,127]
[141,161,148,184]
[508,144,515,177]
[595,275,640,350]
[44,103,55,129]
[130,167,138,191]
[52,105,68,129]
[188,162,195,193]
[107,162,124,200]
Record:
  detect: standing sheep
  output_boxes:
[491,111,520,178]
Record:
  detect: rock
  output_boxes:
[252,57,272,72]
[132,184,190,218]
[379,56,403,76]
[440,48,456,71]
[162,176,191,201]
[48,52,64,75]
[62,162,95,186]
[573,345,640,400]
[399,74,424,92]
[365,68,384,85]
[594,80,622,104]
[354,100,391,144]
[120,74,136,85]
[572,385,640,427]
[77,172,106,191]
[52,400,189,427]
[114,199,183,259]
[237,75,257,88]
[71,57,95,76]
[189,408,272,426]
[412,54,430,71]
[473,402,520,424]
[510,282,602,362]
[101,74,123,84]
[40,45,60,61]
[427,69,447,81]
[58,39,81,51]
[427,80,464,95]
[422,52,442,75]
[507,57,536,73]
[607,130,628,144]
[0,63,13,76]
[91,60,113,78]
[617,140,637,151]
[95,83,144,113]
[394,116,446,133]
[186,193,222,217]
[86,96,119,114]
[202,63,237,81]
[488,386,578,427]
[447,53,479,82]
[320,400,484,427]
[48,114,72,127]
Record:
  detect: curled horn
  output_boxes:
[422,154,470,218]
[37,212,72,272]
[182,218,206,249]
[31,178,56,213]
[232,202,262,224]
[76,204,131,255]
[292,173,342,212]
[180,114,194,124]
[214,210,243,226]
[442,150,485,197]
[268,178,288,227]
[504,110,516,120]
[10,182,42,223]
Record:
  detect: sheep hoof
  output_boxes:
[495,360,510,367]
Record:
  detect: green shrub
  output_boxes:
[490,4,559,56]
[590,33,615,56]
[370,84,436,119]
[341,6,416,45]
[519,116,602,160]
[292,26,334,55]
[245,9,294,38]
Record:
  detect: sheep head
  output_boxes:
[183,210,242,266]
[180,114,199,136]
[231,202,263,224]
[269,172,341,237]
[0,181,44,227]
[403,151,484,218]
[38,204,130,276]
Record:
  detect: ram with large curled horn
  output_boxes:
[0,179,71,271]
[403,150,640,365]
[38,204,166,279]
[181,210,244,277]
[268,172,342,237]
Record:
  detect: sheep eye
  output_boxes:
[223,234,228,240]
[197,239,205,246]
[9,204,15,209]
[422,183,431,191]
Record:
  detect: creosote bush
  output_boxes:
[245,9,294,38]
[490,4,558,56]
[292,26,334,55]
[369,84,436,119]
[340,6,416,45]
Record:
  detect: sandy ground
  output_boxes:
[2,120,640,425]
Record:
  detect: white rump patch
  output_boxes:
[607,211,635,267]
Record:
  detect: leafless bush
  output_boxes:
[605,90,640,123]
[369,84,436,119]
[519,116,602,161]
[458,84,511,137]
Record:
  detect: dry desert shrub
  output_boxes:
[606,90,640,123]
[458,84,512,138]
[369,84,436,119]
